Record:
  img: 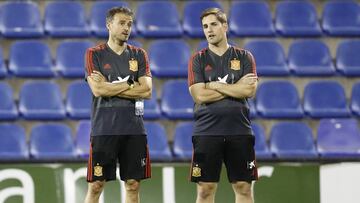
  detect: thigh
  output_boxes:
[87,136,119,182]
[224,135,258,183]
[190,136,225,183]
[118,135,151,181]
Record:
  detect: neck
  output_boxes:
[208,39,229,56]
[107,38,127,55]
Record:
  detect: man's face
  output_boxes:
[107,13,133,43]
[202,14,228,45]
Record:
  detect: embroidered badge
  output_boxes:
[192,164,201,177]
[129,58,138,72]
[230,58,240,70]
[94,163,103,177]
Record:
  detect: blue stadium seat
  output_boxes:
[144,122,172,161]
[336,39,360,76]
[183,1,223,38]
[75,120,91,158]
[0,1,43,38]
[270,122,318,159]
[0,48,6,78]
[244,40,289,76]
[256,81,303,118]
[351,82,360,117]
[229,1,275,36]
[317,118,360,158]
[44,1,90,37]
[149,40,190,78]
[136,1,182,38]
[30,123,76,160]
[0,124,28,160]
[288,40,335,76]
[9,40,55,77]
[303,81,350,118]
[251,123,272,159]
[0,82,18,120]
[275,1,321,37]
[144,88,161,120]
[173,122,193,160]
[66,80,92,119]
[322,1,360,36]
[19,81,66,120]
[161,80,194,119]
[90,1,130,38]
[56,40,94,78]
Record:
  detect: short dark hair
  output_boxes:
[200,8,227,24]
[106,6,134,23]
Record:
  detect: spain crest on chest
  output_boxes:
[129,58,138,72]
[230,58,241,70]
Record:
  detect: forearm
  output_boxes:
[117,84,151,99]
[90,80,129,97]
[214,83,256,99]
[192,89,225,104]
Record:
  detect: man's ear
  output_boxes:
[223,23,228,32]
[106,21,111,30]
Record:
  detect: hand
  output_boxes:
[238,73,258,85]
[90,71,106,82]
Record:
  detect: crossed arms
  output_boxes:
[189,73,258,104]
[87,71,152,99]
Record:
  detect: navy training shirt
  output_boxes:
[188,46,257,136]
[85,43,151,136]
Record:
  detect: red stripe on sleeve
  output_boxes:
[85,49,94,76]
[187,53,197,87]
[141,48,151,77]
[247,51,257,76]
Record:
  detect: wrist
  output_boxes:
[127,78,135,89]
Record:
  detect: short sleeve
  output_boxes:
[188,53,205,87]
[137,48,152,78]
[242,50,257,76]
[84,48,100,80]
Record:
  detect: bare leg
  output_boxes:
[232,181,253,203]
[125,179,140,203]
[196,182,218,203]
[84,181,105,203]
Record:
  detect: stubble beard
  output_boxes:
[111,35,128,46]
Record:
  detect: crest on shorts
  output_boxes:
[230,58,240,70]
[129,58,138,72]
[192,164,201,177]
[94,163,103,177]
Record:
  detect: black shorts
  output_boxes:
[87,135,151,182]
[190,135,258,183]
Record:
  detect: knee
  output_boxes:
[89,181,105,195]
[233,181,252,197]
[197,183,217,199]
[125,179,140,193]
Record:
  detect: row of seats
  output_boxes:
[0,1,359,38]
[1,79,359,121]
[1,118,359,161]
[1,38,360,78]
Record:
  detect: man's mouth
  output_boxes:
[208,34,215,38]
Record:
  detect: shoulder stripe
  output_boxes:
[247,51,257,75]
[188,51,202,87]
[85,49,95,75]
